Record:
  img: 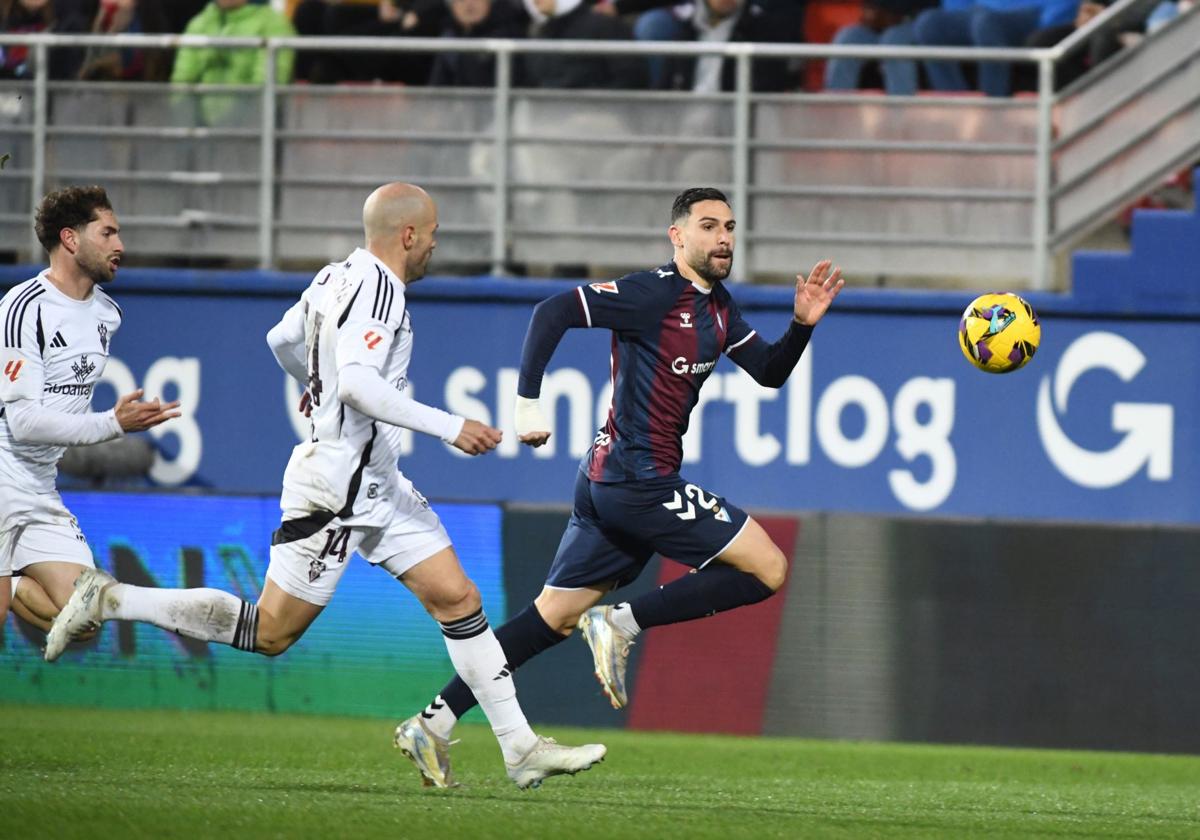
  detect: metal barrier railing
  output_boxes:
[0,0,1171,289]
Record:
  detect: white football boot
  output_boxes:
[44,567,114,662]
[578,606,635,709]
[505,736,607,790]
[394,715,459,789]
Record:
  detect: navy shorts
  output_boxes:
[544,470,750,590]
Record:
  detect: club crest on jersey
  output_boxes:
[3,359,22,381]
[71,355,95,383]
[97,323,109,353]
[679,312,693,329]
[364,330,382,349]
[589,281,619,295]
[308,559,327,582]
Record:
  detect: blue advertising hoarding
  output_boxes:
[0,267,1195,524]
[0,491,503,717]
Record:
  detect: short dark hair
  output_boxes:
[671,187,729,225]
[35,185,113,253]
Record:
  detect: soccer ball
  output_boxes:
[958,292,1041,374]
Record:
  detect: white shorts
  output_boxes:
[0,485,95,578]
[265,481,451,606]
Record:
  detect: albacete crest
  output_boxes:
[97,323,109,353]
[71,354,96,383]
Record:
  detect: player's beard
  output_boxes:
[691,248,733,283]
[75,242,117,284]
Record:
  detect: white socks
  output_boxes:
[439,608,538,764]
[101,584,259,651]
[421,694,459,741]
[610,603,642,637]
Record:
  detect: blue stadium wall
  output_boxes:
[2,191,1199,752]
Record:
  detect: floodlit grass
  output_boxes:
[3,704,1199,839]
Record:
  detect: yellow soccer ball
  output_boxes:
[958,292,1041,374]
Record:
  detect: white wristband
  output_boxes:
[514,396,549,438]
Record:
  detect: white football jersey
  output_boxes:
[280,248,413,525]
[0,271,121,492]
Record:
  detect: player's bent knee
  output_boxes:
[754,547,789,592]
[255,633,295,657]
[424,579,481,623]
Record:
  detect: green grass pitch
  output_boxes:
[3,704,1199,839]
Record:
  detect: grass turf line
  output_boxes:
[3,704,1199,839]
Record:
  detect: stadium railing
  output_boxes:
[0,0,1191,290]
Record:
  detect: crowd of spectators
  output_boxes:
[0,0,1190,93]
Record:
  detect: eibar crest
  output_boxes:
[97,323,109,353]
[71,355,96,383]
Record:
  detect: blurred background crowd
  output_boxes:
[0,0,1192,94]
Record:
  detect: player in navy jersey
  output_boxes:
[405,186,843,770]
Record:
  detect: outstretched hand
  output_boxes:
[453,419,503,456]
[792,259,845,327]
[114,389,181,433]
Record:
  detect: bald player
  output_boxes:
[45,183,607,790]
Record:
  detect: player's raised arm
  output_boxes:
[724,259,844,389]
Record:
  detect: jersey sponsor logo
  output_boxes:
[589,281,619,295]
[3,359,22,381]
[364,330,383,350]
[97,323,109,353]
[679,312,693,329]
[671,356,716,376]
[44,382,94,396]
[72,355,96,383]
[656,268,674,278]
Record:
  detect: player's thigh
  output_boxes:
[595,475,750,573]
[542,472,653,594]
[265,515,366,612]
[17,526,96,610]
[392,546,482,623]
[361,486,468,620]
[712,517,788,591]
[256,576,325,654]
[12,574,58,624]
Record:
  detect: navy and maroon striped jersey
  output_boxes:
[519,261,814,484]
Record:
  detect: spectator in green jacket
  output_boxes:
[171,0,296,85]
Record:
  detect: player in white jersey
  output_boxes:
[45,183,606,790]
[0,186,180,629]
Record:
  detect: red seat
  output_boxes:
[803,0,864,92]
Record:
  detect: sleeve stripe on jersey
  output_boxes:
[725,330,757,353]
[575,286,592,327]
[5,285,44,348]
[371,266,396,322]
[371,266,384,319]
